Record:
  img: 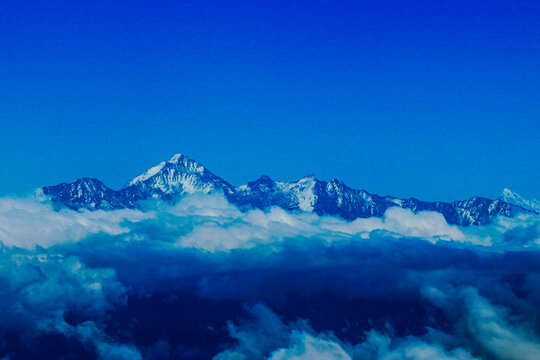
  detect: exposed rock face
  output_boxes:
[37,154,534,226]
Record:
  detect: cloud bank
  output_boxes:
[0,193,539,359]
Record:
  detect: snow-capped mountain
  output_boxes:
[120,153,235,204]
[37,154,535,225]
[38,154,234,210]
[229,175,527,225]
[498,188,540,212]
[36,177,131,210]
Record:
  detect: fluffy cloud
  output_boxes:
[167,194,473,251]
[0,193,523,251]
[439,287,540,360]
[214,303,479,360]
[215,287,540,360]
[0,245,137,359]
[0,197,152,249]
[0,193,539,359]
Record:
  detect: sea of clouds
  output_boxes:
[0,193,539,359]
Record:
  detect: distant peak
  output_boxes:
[258,175,273,181]
[36,155,537,224]
[167,153,205,169]
[125,153,210,188]
[500,188,520,201]
[499,188,540,212]
[245,175,274,188]
[168,153,188,163]
[76,177,104,184]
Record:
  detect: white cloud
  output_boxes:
[461,287,540,360]
[269,332,351,360]
[0,193,539,359]
[166,194,478,251]
[214,303,480,360]
[0,197,153,249]
[4,193,535,251]
[0,245,133,359]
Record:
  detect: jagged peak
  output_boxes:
[126,153,207,187]
[75,177,104,184]
[46,177,107,188]
[36,156,536,225]
[241,175,275,190]
[166,153,206,172]
[168,153,183,163]
[126,161,167,187]
[461,195,488,203]
[499,188,540,212]
[329,178,346,186]
[168,153,194,164]
[500,188,520,201]
[249,175,275,186]
[298,174,318,182]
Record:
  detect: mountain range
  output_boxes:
[35,154,538,226]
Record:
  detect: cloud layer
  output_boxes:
[0,194,539,359]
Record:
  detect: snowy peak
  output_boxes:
[499,188,540,212]
[168,153,184,163]
[38,178,129,210]
[500,188,520,203]
[37,154,535,225]
[39,177,110,196]
[166,153,206,172]
[126,154,206,187]
[232,174,320,212]
[285,175,319,212]
[247,175,275,187]
[127,162,167,186]
[299,174,318,182]
[121,154,235,201]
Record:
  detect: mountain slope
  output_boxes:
[36,154,535,226]
[119,154,235,204]
[229,176,529,226]
[36,178,131,210]
[498,188,540,212]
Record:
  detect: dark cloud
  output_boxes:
[0,195,539,359]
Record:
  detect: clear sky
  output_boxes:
[1,0,539,201]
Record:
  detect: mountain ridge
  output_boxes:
[36,154,536,226]
[498,188,540,212]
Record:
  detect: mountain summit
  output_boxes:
[36,154,536,225]
[121,154,235,204]
[498,188,540,212]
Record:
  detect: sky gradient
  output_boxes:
[1,0,539,201]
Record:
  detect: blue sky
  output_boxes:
[1,0,539,201]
